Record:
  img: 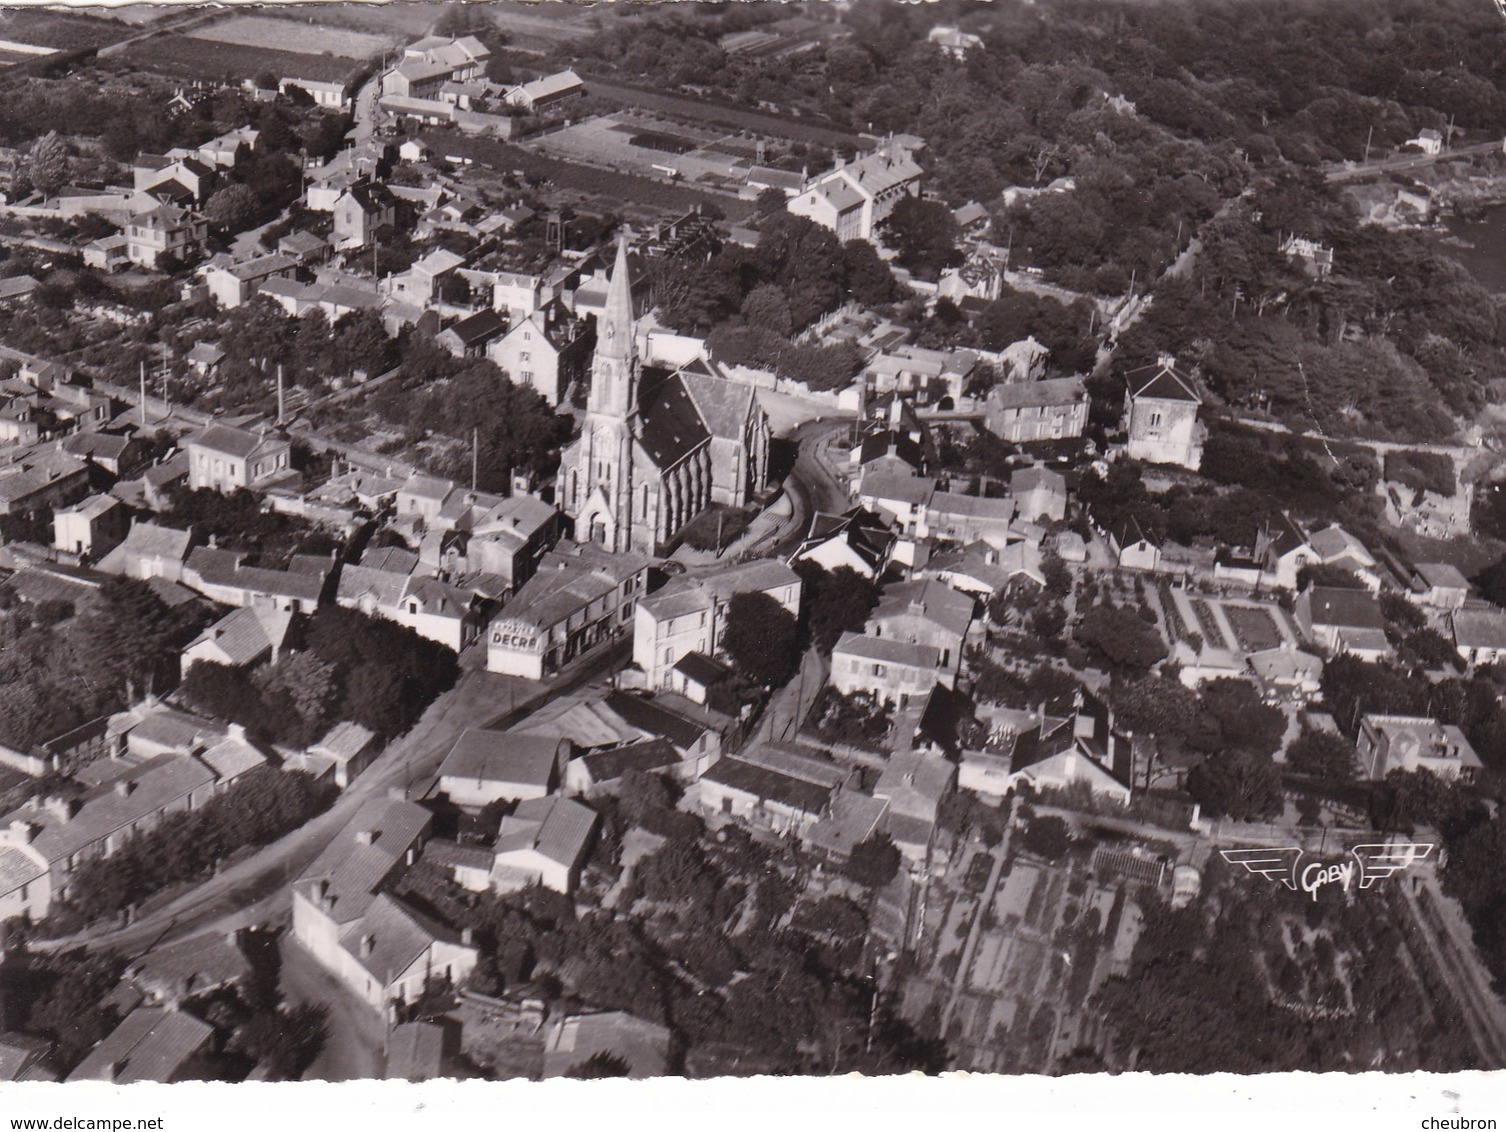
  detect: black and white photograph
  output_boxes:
[0,0,1502,1121]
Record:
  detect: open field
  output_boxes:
[525,110,763,195]
[0,9,131,51]
[113,34,366,86]
[187,14,396,60]
[419,129,755,222]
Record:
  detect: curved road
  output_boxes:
[770,416,857,560]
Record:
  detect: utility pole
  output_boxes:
[1363,125,1374,163]
[276,364,285,426]
[139,360,147,427]
[471,427,479,491]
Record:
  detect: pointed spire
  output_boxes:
[601,228,634,360]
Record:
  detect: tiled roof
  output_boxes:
[833,631,941,670]
[495,794,597,867]
[310,721,376,764]
[0,846,45,896]
[184,605,291,667]
[574,737,680,784]
[871,577,976,641]
[337,892,463,987]
[988,376,1086,411]
[67,1008,212,1084]
[295,796,432,923]
[1416,562,1470,590]
[701,755,834,815]
[604,691,707,752]
[673,652,730,687]
[438,730,562,789]
[422,838,495,872]
[1452,607,1506,650]
[189,423,286,462]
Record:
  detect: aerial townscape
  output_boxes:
[4,0,1506,1091]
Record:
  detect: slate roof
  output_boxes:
[1452,607,1506,651]
[675,365,756,441]
[189,423,285,462]
[638,368,711,469]
[338,892,464,987]
[310,721,377,764]
[443,309,508,348]
[673,651,730,687]
[184,605,291,667]
[1127,361,1200,403]
[871,577,976,641]
[0,846,45,897]
[604,691,708,752]
[1416,562,1470,591]
[1307,585,1385,629]
[833,631,942,670]
[700,754,835,815]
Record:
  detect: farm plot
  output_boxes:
[114,34,363,86]
[527,111,758,191]
[1225,604,1286,652]
[186,14,395,59]
[0,9,130,51]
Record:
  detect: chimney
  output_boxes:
[360,934,376,958]
[44,796,77,823]
[356,829,377,846]
[8,819,35,844]
[461,927,474,947]
[114,780,134,798]
[226,722,246,742]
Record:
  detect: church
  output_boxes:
[560,236,771,556]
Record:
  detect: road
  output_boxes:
[939,833,1011,1033]
[770,417,856,560]
[46,635,630,959]
[1324,140,1503,184]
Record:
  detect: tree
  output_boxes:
[1021,815,1071,861]
[566,1051,632,1079]
[842,239,899,306]
[1186,751,1283,821]
[845,832,901,888]
[741,284,794,337]
[27,131,70,197]
[796,563,879,652]
[721,591,801,687]
[1074,604,1167,673]
[1286,729,1357,782]
[880,195,961,281]
[204,183,262,233]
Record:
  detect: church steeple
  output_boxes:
[601,230,634,362]
[587,230,638,420]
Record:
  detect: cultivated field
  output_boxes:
[186,14,396,60]
[114,34,365,86]
[0,8,131,51]
[526,111,760,193]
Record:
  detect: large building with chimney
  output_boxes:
[558,237,770,556]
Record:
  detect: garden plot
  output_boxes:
[524,110,765,191]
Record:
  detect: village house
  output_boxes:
[486,540,651,681]
[97,521,194,582]
[1453,607,1506,667]
[1106,515,1162,573]
[0,450,91,518]
[504,70,585,112]
[181,547,332,613]
[786,141,924,243]
[983,376,1089,445]
[1122,358,1204,470]
[52,494,128,560]
[180,605,294,672]
[1295,585,1391,661]
[201,253,299,310]
[292,796,477,1019]
[487,795,598,895]
[693,742,852,838]
[831,631,952,705]
[921,490,1019,551]
[1356,713,1481,781]
[791,507,898,580]
[1008,465,1069,524]
[486,300,593,406]
[186,423,293,494]
[562,738,680,797]
[66,1008,215,1084]
[632,558,802,692]
[959,698,1132,806]
[1412,562,1471,611]
[437,308,508,359]
[928,24,984,58]
[436,729,570,807]
[333,180,397,250]
[125,203,207,271]
[865,577,978,678]
[289,721,380,790]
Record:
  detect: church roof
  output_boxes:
[676,365,756,441]
[638,369,710,469]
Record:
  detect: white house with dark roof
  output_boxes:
[437,729,569,807]
[487,298,593,407]
[292,795,476,1018]
[831,631,953,705]
[489,794,598,895]
[865,577,978,678]
[791,507,898,579]
[1295,585,1391,661]
[632,558,801,692]
[1451,606,1506,667]
[1008,465,1068,523]
[181,604,293,671]
[786,141,923,243]
[1123,358,1204,470]
[1356,713,1481,782]
[53,494,128,560]
[693,742,850,837]
[1412,562,1471,611]
[97,521,194,582]
[187,423,292,494]
[983,377,1089,444]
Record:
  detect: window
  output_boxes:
[664,647,674,664]
[872,663,886,677]
[1148,411,1163,427]
[522,371,533,383]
